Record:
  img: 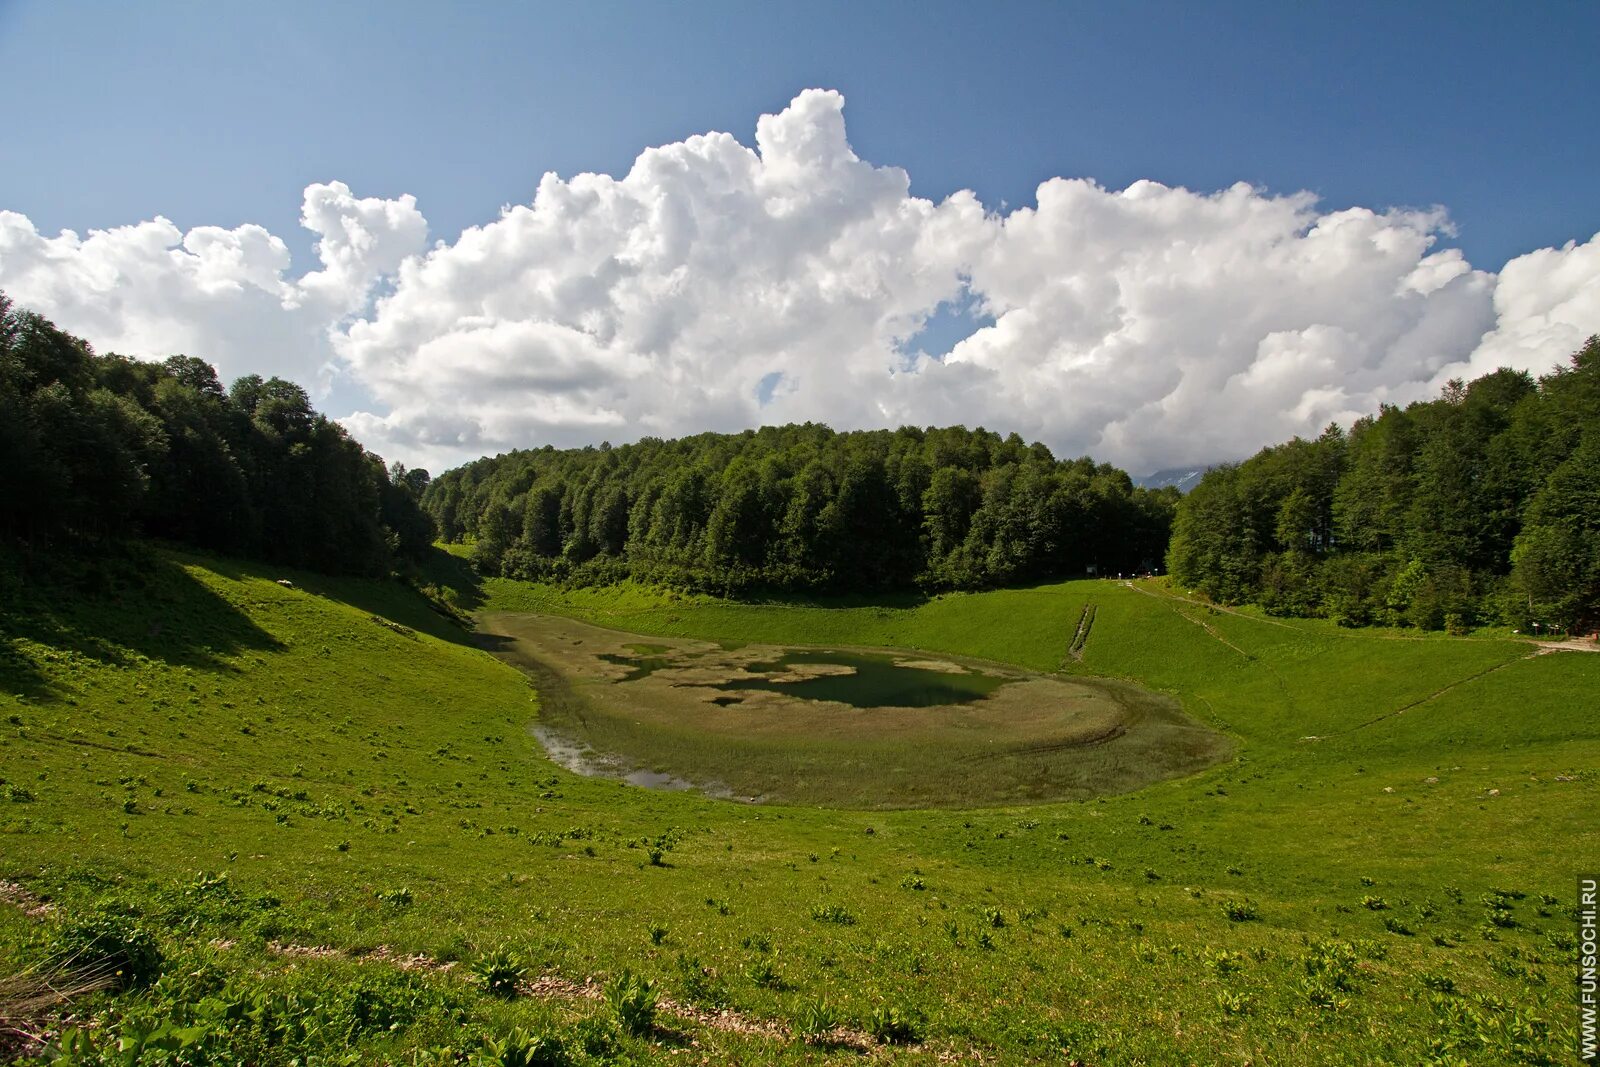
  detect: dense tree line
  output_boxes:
[425,425,1176,594]
[0,293,432,575]
[1169,338,1600,633]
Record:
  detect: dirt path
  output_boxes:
[1125,581,1303,632]
[1529,637,1600,654]
[1063,603,1097,664]
[1125,583,1255,660]
[267,942,875,1049]
[0,884,880,1057]
[1341,652,1536,735]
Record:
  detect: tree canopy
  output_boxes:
[424,425,1177,594]
[0,293,432,576]
[1168,337,1600,633]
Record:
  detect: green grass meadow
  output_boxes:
[0,546,1594,1064]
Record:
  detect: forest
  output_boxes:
[11,278,1595,630]
[423,426,1177,594]
[0,293,432,576]
[1168,337,1600,632]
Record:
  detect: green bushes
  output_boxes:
[474,947,528,998]
[602,968,658,1036]
[475,1027,566,1067]
[52,912,163,990]
[866,1003,924,1045]
[41,964,467,1065]
[794,998,839,1044]
[1221,898,1259,923]
[810,903,856,925]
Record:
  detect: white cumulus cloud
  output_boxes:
[2,89,1597,474]
[0,181,426,389]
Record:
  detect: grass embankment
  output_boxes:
[0,546,1594,1064]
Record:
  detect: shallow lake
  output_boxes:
[703,649,1008,708]
[481,611,1234,808]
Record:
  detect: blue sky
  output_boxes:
[3,1,1594,268]
[1,1,1596,473]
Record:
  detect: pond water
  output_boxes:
[598,651,678,682]
[529,724,735,797]
[711,649,1008,707]
[598,645,1011,708]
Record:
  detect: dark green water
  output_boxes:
[713,649,1008,708]
[598,652,678,682]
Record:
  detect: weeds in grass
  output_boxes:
[810,903,856,926]
[51,913,163,990]
[673,954,727,1008]
[1222,899,1258,922]
[794,998,839,1045]
[1215,989,1253,1016]
[475,1027,565,1067]
[473,947,527,998]
[603,968,658,1035]
[867,1003,923,1045]
[1421,973,1456,994]
[744,956,782,989]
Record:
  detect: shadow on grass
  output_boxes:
[415,546,485,613]
[0,543,283,702]
[197,545,485,650]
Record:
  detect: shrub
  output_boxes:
[867,1003,923,1045]
[476,1027,566,1067]
[603,968,658,1035]
[568,1017,620,1060]
[794,998,839,1044]
[1222,899,1258,922]
[674,954,727,1008]
[53,912,163,989]
[1421,973,1456,994]
[810,903,856,926]
[1215,990,1253,1016]
[1302,939,1357,992]
[744,956,781,989]
[473,947,527,998]
[1300,976,1348,1011]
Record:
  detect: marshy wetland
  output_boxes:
[480,611,1231,808]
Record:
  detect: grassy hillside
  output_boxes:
[1,545,1593,1064]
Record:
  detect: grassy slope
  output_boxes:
[1,548,1594,1064]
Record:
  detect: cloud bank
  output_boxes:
[2,90,1597,474]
